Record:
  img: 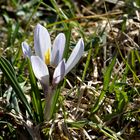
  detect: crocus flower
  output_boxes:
[22,24,84,91]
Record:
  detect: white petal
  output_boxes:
[53,60,65,85]
[34,24,51,61]
[51,33,65,66]
[22,42,32,58]
[31,56,49,87]
[65,38,84,75]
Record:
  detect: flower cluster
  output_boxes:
[22,24,84,91]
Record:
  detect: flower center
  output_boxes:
[45,48,50,65]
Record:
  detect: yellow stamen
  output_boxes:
[45,48,50,65]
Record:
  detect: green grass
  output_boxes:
[0,0,140,139]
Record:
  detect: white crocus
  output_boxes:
[65,38,84,75]
[22,24,84,91]
[34,24,65,67]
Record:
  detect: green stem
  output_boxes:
[82,42,92,81]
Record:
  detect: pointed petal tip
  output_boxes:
[35,23,48,32]
[35,23,43,28]
[79,38,84,51]
[51,33,66,66]
[65,39,84,75]
[36,23,41,26]
[58,33,65,38]
[22,41,32,58]
[34,23,51,61]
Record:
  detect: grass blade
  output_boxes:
[0,56,32,117]
[27,59,43,122]
[63,24,71,60]
[91,54,117,113]
[82,41,92,81]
